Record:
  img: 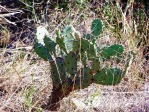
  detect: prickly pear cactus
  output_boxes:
[50,57,66,88]
[91,19,102,37]
[56,57,66,82]
[34,19,130,110]
[72,67,93,89]
[93,68,123,85]
[90,58,100,74]
[73,38,89,53]
[87,43,96,58]
[65,51,77,77]
[62,25,76,53]
[82,67,93,88]
[44,36,56,55]
[101,44,124,59]
[84,19,102,43]
[34,20,126,87]
[34,43,53,61]
[56,30,67,54]
[73,38,96,60]
[56,37,67,54]
[50,61,60,88]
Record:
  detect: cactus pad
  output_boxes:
[62,26,76,53]
[90,58,100,74]
[82,67,92,88]
[101,44,124,59]
[93,68,123,85]
[44,36,56,54]
[91,19,102,37]
[34,42,53,61]
[87,44,96,58]
[56,57,66,82]
[56,37,67,54]
[73,67,93,89]
[65,52,77,77]
[73,38,96,59]
[73,38,89,53]
[50,61,60,88]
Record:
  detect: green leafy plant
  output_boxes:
[34,19,129,110]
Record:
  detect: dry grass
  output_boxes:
[0,1,149,112]
[0,50,52,111]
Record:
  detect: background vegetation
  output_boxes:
[0,0,148,111]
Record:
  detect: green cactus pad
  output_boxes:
[56,57,66,82]
[72,76,81,89]
[73,41,79,53]
[50,57,67,87]
[73,38,89,53]
[62,26,76,53]
[64,38,74,53]
[74,67,93,89]
[93,68,123,85]
[44,36,56,54]
[34,42,53,61]
[73,38,96,64]
[91,19,102,37]
[87,44,96,58]
[65,52,77,77]
[73,38,96,59]
[82,67,92,88]
[56,37,67,54]
[50,61,60,88]
[81,54,87,65]
[91,58,100,73]
[101,44,124,59]
[56,29,67,54]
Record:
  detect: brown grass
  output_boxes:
[0,1,148,112]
